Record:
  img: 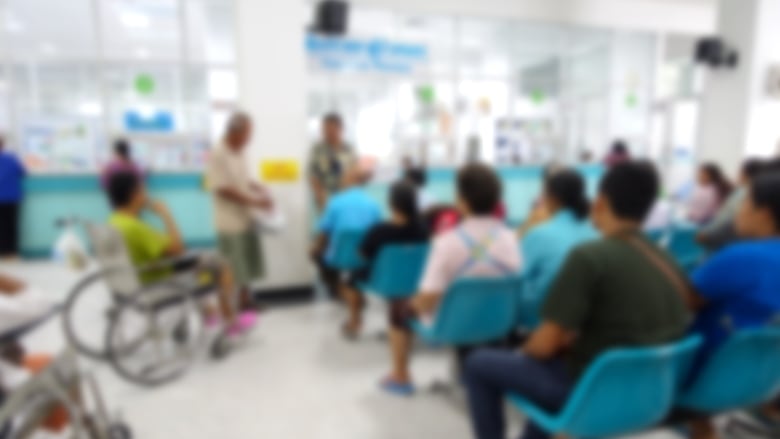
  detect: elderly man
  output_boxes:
[308,113,356,211]
[207,112,272,310]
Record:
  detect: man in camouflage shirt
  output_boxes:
[308,113,356,211]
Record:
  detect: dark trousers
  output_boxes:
[465,349,573,439]
[0,203,20,257]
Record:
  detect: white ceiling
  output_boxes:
[0,0,235,62]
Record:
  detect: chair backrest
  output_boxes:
[667,226,704,271]
[679,327,780,413]
[365,244,429,299]
[327,229,367,271]
[85,223,141,295]
[428,276,522,345]
[557,335,702,438]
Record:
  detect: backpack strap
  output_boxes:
[455,226,515,278]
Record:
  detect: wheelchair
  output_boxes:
[62,221,237,387]
[0,308,131,439]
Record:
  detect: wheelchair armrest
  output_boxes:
[135,254,198,275]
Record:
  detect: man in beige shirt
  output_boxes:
[207,112,272,310]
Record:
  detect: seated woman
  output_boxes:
[687,163,733,225]
[381,163,522,396]
[340,180,429,338]
[687,171,780,439]
[519,169,597,328]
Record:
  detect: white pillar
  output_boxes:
[235,0,311,290]
[696,0,780,176]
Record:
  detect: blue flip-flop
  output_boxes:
[380,378,416,397]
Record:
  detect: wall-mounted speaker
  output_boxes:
[312,1,349,36]
[695,37,739,69]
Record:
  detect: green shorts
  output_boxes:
[217,230,265,286]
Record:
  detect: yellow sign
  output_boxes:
[260,159,300,183]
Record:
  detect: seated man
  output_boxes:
[382,163,522,396]
[310,162,383,305]
[687,171,780,439]
[106,172,255,336]
[464,162,691,439]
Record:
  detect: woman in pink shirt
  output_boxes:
[101,139,143,188]
[687,163,733,225]
[381,163,522,396]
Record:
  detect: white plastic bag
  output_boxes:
[52,226,88,270]
[253,207,287,234]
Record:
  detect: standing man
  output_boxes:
[308,113,356,211]
[0,137,27,260]
[207,112,272,311]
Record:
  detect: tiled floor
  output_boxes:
[4,261,689,439]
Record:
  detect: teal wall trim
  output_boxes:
[20,166,603,259]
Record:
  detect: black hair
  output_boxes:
[761,158,780,175]
[107,172,141,209]
[389,180,420,221]
[323,112,343,127]
[742,158,765,181]
[114,138,131,160]
[405,167,427,188]
[457,163,501,215]
[599,161,659,222]
[700,162,733,201]
[750,172,780,232]
[545,169,590,220]
[611,140,629,155]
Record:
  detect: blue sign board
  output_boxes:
[306,33,428,74]
[124,110,175,133]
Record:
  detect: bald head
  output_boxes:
[224,112,253,150]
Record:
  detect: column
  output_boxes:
[696,0,780,175]
[235,0,311,290]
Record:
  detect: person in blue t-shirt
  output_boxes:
[0,138,27,260]
[519,169,597,328]
[688,171,780,439]
[310,161,382,303]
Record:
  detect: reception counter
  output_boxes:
[19,165,604,258]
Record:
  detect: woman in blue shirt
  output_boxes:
[518,169,597,328]
[0,138,26,259]
[689,171,780,439]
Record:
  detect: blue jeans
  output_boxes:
[465,349,573,439]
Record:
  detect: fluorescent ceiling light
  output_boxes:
[5,17,25,33]
[40,43,57,55]
[78,101,103,116]
[120,11,151,28]
[135,47,150,59]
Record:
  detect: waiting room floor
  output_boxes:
[7,261,690,439]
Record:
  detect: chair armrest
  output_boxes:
[508,394,563,435]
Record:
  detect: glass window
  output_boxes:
[98,0,183,61]
[11,62,104,172]
[3,0,97,60]
[185,0,237,64]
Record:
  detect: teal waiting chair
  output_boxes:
[667,226,704,272]
[412,276,523,346]
[327,229,368,271]
[677,327,780,413]
[509,335,702,438]
[361,244,429,300]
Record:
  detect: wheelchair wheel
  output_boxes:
[108,423,133,439]
[106,292,202,387]
[63,269,125,360]
[210,332,233,360]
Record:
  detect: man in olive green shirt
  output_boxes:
[465,162,691,439]
[307,113,356,211]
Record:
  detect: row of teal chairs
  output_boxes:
[510,328,780,438]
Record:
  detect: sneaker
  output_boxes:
[228,311,258,336]
[380,377,415,397]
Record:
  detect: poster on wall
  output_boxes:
[22,119,96,172]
